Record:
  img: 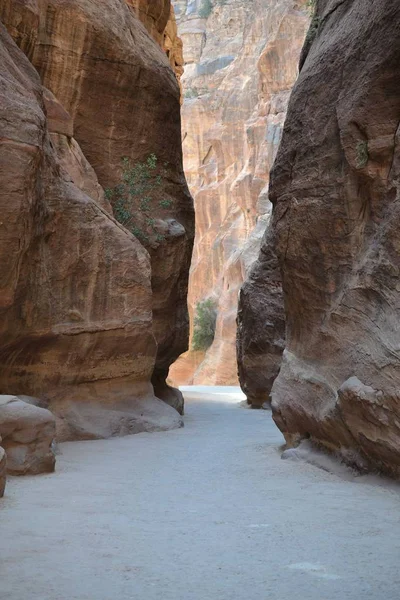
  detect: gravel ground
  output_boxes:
[1,387,399,600]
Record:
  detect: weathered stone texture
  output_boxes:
[0,0,190,440]
[236,227,285,408]
[128,0,171,45]
[0,396,56,475]
[241,0,400,474]
[170,0,309,386]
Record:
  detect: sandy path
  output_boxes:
[1,387,399,600]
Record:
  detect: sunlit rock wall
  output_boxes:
[170,0,309,385]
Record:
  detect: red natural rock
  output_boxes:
[239,0,400,475]
[1,0,194,416]
[0,1,189,441]
[170,0,308,386]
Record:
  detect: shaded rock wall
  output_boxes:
[129,0,184,95]
[0,0,192,440]
[237,224,285,407]
[169,0,309,385]
[240,0,400,475]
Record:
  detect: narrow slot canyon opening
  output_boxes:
[1,1,400,599]
[169,0,309,391]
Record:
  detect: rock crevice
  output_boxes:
[170,0,309,386]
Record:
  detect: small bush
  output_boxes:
[192,298,217,351]
[306,14,321,44]
[184,87,200,99]
[356,140,369,169]
[105,155,173,244]
[198,0,213,19]
[306,0,316,12]
[159,199,173,208]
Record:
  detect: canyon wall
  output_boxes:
[169,0,309,385]
[0,0,193,450]
[239,0,400,475]
[129,1,184,96]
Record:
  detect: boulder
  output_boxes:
[0,396,56,475]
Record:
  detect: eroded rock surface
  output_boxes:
[236,226,285,408]
[0,4,186,440]
[2,0,194,414]
[129,1,184,96]
[128,0,172,45]
[242,0,400,475]
[0,396,55,475]
[170,0,308,385]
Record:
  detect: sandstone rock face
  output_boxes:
[242,0,400,475]
[128,0,171,45]
[0,396,56,475]
[0,4,187,440]
[236,226,285,407]
[43,88,111,212]
[2,0,194,415]
[169,0,309,385]
[130,1,184,95]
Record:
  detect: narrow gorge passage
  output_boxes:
[1,388,399,600]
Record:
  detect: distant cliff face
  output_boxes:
[129,0,184,94]
[169,0,309,386]
[127,0,171,44]
[0,0,193,439]
[239,0,400,476]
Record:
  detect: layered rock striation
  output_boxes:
[0,0,193,449]
[170,0,309,385]
[239,0,400,475]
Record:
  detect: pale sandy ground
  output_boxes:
[1,387,400,600]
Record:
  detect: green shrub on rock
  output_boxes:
[105,155,173,243]
[192,298,218,351]
[198,0,213,19]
